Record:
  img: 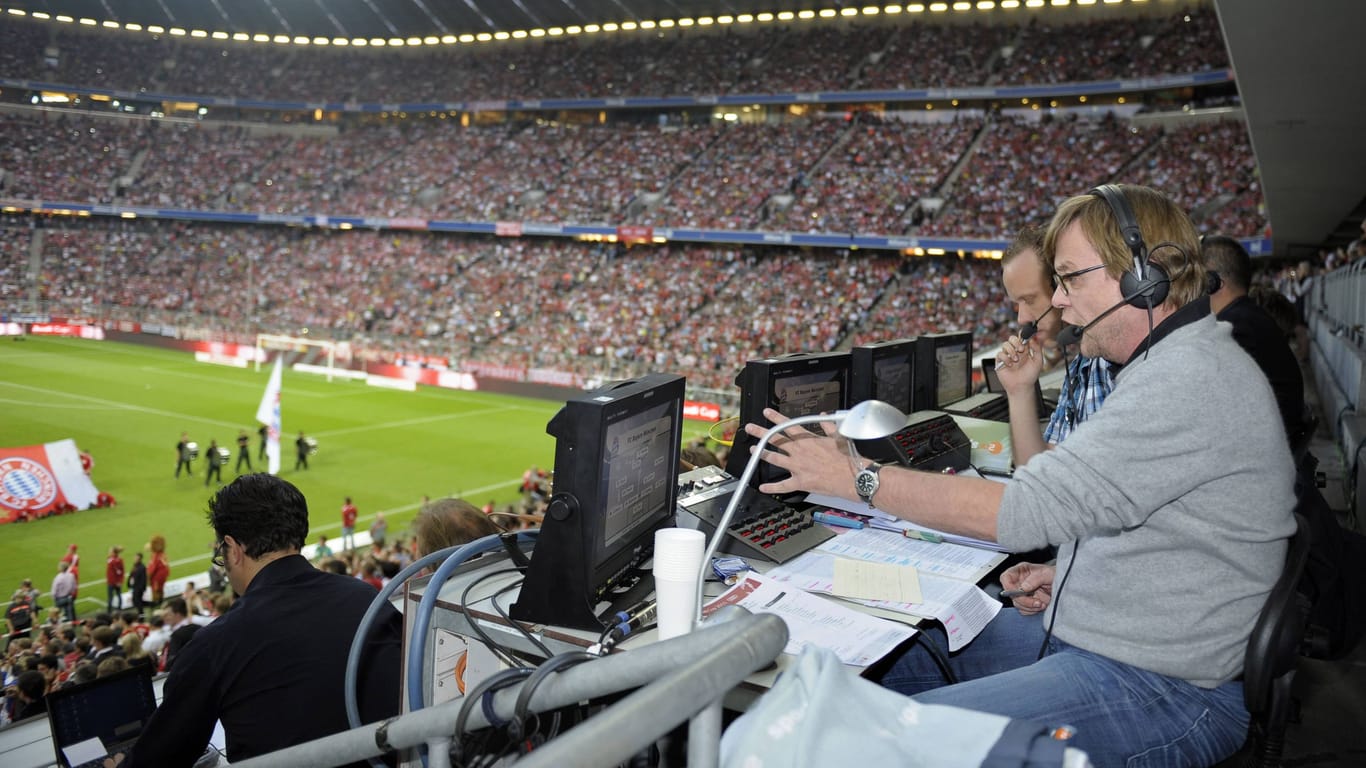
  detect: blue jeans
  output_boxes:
[877,609,1248,768]
[107,583,122,612]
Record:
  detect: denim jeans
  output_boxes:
[107,583,122,612]
[54,595,75,622]
[877,609,1248,768]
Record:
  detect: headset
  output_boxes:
[1089,184,1169,310]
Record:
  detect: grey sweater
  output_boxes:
[998,314,1296,688]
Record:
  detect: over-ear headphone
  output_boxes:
[1089,184,1169,309]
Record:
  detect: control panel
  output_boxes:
[674,465,834,563]
[854,410,972,472]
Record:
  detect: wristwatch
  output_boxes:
[854,461,884,507]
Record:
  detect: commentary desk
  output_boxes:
[401,535,1007,713]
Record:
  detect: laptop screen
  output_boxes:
[45,662,157,768]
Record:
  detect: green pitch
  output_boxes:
[0,336,713,617]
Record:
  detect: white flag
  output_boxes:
[254,356,283,475]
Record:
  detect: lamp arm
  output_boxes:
[692,411,845,624]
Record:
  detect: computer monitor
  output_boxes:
[914,332,973,410]
[511,372,685,630]
[850,337,918,415]
[725,351,851,490]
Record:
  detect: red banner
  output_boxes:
[683,400,722,422]
[0,439,102,524]
[616,225,653,246]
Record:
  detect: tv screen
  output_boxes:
[598,398,676,562]
[934,336,972,408]
[510,372,685,630]
[912,332,973,411]
[726,351,850,489]
[850,338,917,415]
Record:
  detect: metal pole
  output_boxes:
[233,610,786,768]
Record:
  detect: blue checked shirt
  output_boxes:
[1043,354,1114,444]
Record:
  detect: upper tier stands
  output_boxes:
[0,109,1266,238]
[0,10,1229,104]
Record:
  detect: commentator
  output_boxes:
[746,184,1295,766]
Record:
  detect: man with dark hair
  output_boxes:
[753,185,1295,765]
[1202,234,1305,442]
[128,473,401,767]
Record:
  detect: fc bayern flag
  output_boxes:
[255,356,283,475]
[0,439,101,524]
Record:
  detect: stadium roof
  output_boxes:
[1216,0,1366,259]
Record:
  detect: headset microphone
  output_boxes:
[1019,305,1056,342]
[1054,288,1146,348]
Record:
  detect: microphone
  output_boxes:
[1054,293,1134,347]
[1019,305,1056,341]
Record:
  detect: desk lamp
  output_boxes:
[693,399,909,623]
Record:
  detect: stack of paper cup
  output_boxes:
[653,527,706,640]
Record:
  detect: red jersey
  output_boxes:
[106,555,126,586]
[341,502,358,528]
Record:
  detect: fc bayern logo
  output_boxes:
[0,457,58,511]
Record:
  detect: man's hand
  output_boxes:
[999,561,1055,615]
[743,408,854,499]
[994,333,1045,396]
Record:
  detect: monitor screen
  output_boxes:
[511,372,685,630]
[598,398,675,561]
[935,337,972,408]
[912,332,973,411]
[726,351,850,489]
[850,338,917,415]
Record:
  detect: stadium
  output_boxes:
[1,0,1364,765]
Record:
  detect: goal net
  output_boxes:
[254,334,349,382]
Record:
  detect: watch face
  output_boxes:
[855,468,879,499]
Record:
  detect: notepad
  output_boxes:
[831,558,923,604]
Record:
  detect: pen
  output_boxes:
[1000,587,1039,598]
[902,529,943,544]
[812,511,864,529]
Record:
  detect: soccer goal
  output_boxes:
[255,334,344,381]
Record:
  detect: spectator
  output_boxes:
[105,546,126,613]
[126,552,148,618]
[340,497,358,552]
[412,497,504,557]
[128,473,402,766]
[51,562,77,623]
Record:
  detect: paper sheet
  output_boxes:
[816,527,1004,582]
[805,491,1007,552]
[701,571,916,666]
[768,551,1001,651]
[832,558,923,604]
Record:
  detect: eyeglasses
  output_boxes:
[1052,263,1106,295]
[211,540,227,569]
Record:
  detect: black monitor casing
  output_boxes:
[850,337,918,415]
[725,351,851,490]
[511,372,685,630]
[914,332,973,411]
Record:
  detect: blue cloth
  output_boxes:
[1042,354,1113,445]
[878,609,1248,768]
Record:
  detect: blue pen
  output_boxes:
[812,511,864,529]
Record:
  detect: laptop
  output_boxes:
[45,662,158,768]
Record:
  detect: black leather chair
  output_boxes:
[1219,512,1312,768]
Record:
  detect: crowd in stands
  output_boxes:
[0,8,1227,105]
[0,108,1268,238]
